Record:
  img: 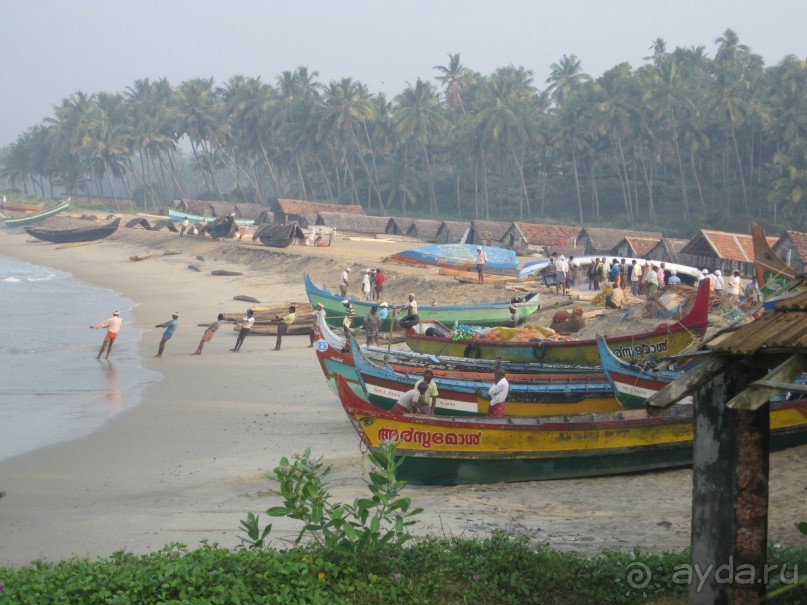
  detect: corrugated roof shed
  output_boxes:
[712,289,807,354]
[512,222,582,246]
[273,199,365,216]
[316,212,389,234]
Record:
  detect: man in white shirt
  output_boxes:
[554,255,568,296]
[339,267,351,297]
[231,309,254,352]
[180,218,189,237]
[398,293,419,329]
[487,370,509,417]
[476,247,488,284]
[90,310,122,359]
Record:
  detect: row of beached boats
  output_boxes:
[307,230,807,485]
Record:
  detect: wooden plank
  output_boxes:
[646,356,731,410]
[727,354,807,410]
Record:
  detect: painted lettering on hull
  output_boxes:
[612,340,668,360]
[377,427,482,449]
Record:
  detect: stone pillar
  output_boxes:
[690,363,767,605]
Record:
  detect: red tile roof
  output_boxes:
[682,230,777,262]
[512,222,582,246]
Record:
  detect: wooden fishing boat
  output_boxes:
[304,272,539,331]
[24,218,120,243]
[206,216,237,239]
[752,222,800,297]
[4,202,70,227]
[597,333,806,409]
[169,208,253,227]
[336,375,807,485]
[596,334,691,408]
[347,335,621,416]
[314,311,601,377]
[404,279,710,365]
[389,244,519,276]
[252,222,305,248]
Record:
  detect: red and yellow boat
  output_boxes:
[336,375,807,485]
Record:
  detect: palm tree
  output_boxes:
[546,54,590,107]
[392,79,447,214]
[433,53,475,114]
[768,143,807,226]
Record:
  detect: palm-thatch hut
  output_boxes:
[646,237,699,267]
[468,220,511,246]
[610,235,661,259]
[434,220,471,244]
[270,199,365,225]
[577,227,662,255]
[385,217,413,236]
[315,212,390,235]
[405,219,443,242]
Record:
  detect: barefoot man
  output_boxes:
[90,310,122,359]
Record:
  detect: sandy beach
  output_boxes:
[1,222,805,568]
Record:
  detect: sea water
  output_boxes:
[0,254,160,461]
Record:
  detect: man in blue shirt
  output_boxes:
[155,312,179,357]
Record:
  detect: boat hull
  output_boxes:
[169,209,253,227]
[24,218,120,243]
[336,376,807,485]
[405,279,710,365]
[389,244,518,276]
[304,272,539,330]
[4,202,70,227]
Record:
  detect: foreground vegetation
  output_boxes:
[1,30,805,233]
[1,447,805,604]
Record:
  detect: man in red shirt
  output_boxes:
[373,268,385,300]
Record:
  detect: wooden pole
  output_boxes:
[385,305,397,363]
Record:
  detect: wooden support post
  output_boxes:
[690,362,768,605]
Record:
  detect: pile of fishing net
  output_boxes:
[449,324,574,342]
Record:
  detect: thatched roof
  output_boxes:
[469,220,511,244]
[272,199,365,216]
[406,219,443,241]
[647,238,699,266]
[233,202,266,221]
[315,212,389,233]
[385,217,413,235]
[173,199,213,216]
[256,210,275,225]
[435,220,471,243]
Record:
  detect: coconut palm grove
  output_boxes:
[1,29,805,235]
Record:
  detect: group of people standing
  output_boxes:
[339,266,385,300]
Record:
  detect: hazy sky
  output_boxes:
[1,0,802,147]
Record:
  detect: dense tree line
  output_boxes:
[1,29,805,235]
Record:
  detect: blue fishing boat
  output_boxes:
[389,244,518,276]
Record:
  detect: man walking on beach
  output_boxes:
[155,312,179,357]
[90,310,122,359]
[339,267,351,298]
[193,313,224,355]
[180,218,189,237]
[232,309,254,352]
[476,247,488,284]
[273,306,296,351]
